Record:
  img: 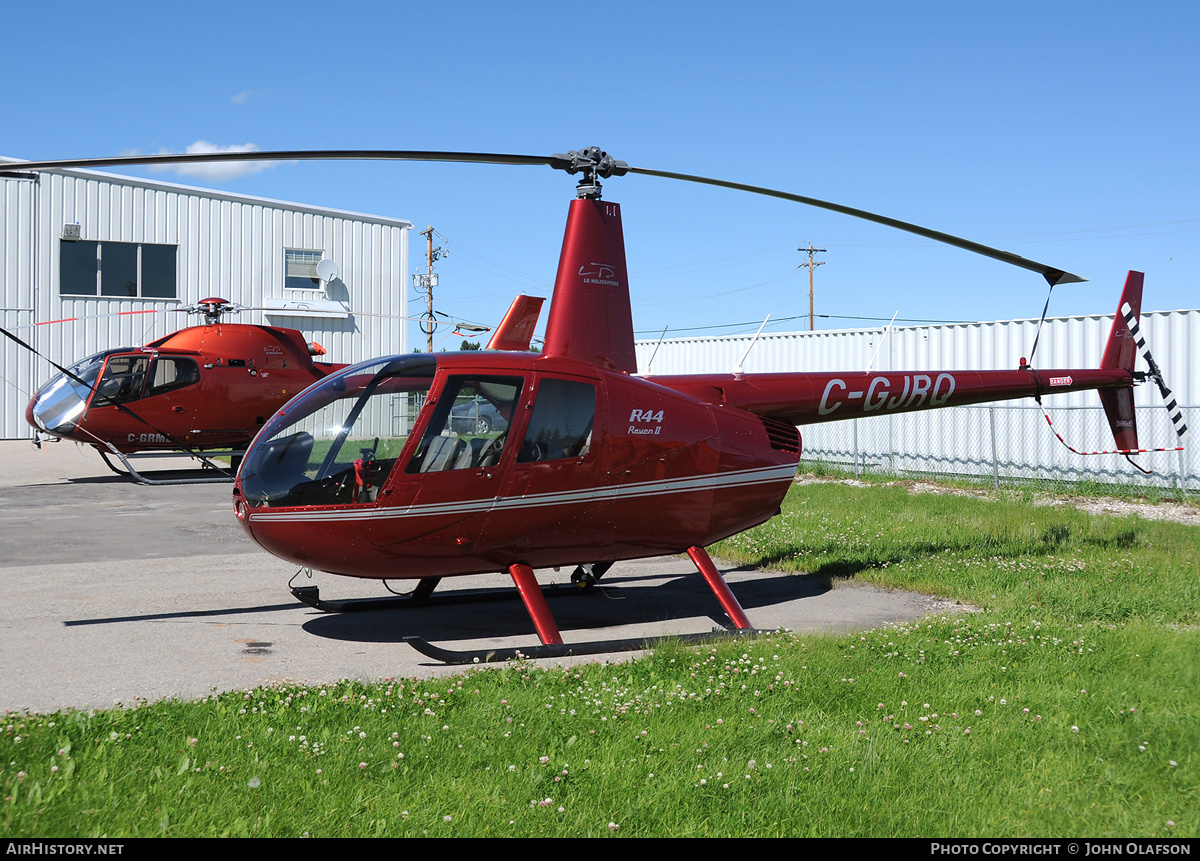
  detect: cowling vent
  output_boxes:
[759,416,801,453]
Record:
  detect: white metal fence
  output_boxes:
[797,403,1194,496]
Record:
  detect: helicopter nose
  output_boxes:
[26,376,87,437]
[232,485,258,541]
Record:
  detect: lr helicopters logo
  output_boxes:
[579,262,620,287]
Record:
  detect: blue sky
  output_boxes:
[3,1,1196,348]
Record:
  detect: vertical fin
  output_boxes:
[1113,273,1187,442]
[1098,271,1143,451]
[541,199,636,372]
[1100,271,1143,373]
[1098,387,1139,452]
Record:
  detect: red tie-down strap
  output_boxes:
[353,458,370,504]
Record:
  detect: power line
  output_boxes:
[633,311,971,337]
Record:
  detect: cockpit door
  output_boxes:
[365,373,526,566]
[479,372,613,560]
[81,354,202,449]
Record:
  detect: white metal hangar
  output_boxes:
[0,159,412,439]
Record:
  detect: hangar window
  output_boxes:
[59,240,177,299]
[285,249,325,290]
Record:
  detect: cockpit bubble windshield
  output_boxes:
[30,348,129,434]
[238,354,436,507]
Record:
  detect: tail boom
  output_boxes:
[649,366,1134,427]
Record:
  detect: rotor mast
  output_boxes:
[541,149,637,372]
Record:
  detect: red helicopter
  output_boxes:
[2,147,1187,661]
[17,298,345,483]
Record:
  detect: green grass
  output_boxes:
[3,482,1197,837]
[717,481,1199,624]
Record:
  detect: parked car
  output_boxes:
[449,395,509,435]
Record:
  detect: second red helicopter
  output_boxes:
[22,298,344,481]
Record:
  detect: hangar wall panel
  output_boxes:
[2,164,412,440]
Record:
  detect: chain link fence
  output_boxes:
[797,403,1194,499]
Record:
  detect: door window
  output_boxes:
[146,357,201,396]
[406,376,523,473]
[517,378,597,462]
[94,356,149,404]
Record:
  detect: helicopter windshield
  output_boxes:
[29,348,130,434]
[238,354,437,507]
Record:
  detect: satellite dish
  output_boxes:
[316,258,339,283]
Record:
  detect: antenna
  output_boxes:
[733,315,771,377]
[646,325,669,375]
[865,311,898,374]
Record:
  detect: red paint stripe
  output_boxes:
[35,309,158,326]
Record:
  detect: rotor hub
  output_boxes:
[195,297,234,324]
[550,147,629,199]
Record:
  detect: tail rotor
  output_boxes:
[1041,271,1185,474]
[1119,299,1189,444]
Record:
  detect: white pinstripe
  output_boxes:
[247,462,799,523]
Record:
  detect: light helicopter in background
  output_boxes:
[12,296,348,483]
[1,147,1187,661]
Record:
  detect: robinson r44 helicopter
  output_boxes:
[15,297,346,484]
[2,147,1188,662]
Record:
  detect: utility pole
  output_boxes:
[797,242,826,331]
[414,226,444,353]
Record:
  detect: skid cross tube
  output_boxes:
[402,553,769,664]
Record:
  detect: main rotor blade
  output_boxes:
[0,150,558,173]
[1,148,1086,286]
[626,165,1086,287]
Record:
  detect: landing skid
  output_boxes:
[293,546,760,666]
[403,627,772,665]
[289,577,580,614]
[98,443,240,485]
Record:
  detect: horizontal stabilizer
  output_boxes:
[487,295,545,352]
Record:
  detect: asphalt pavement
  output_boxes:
[0,438,959,714]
